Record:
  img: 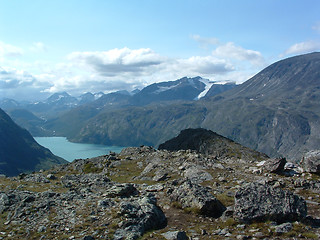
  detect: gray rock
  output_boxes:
[105,183,138,198]
[221,206,234,220]
[141,162,158,175]
[168,180,226,217]
[275,222,293,233]
[162,231,188,240]
[37,225,46,232]
[114,195,166,240]
[0,193,9,212]
[152,170,169,182]
[184,166,213,183]
[61,173,111,189]
[234,182,307,223]
[46,174,56,180]
[23,174,50,183]
[302,150,320,174]
[262,158,286,173]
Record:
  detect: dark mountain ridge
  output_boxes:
[0,108,67,176]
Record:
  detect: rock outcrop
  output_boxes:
[262,158,286,173]
[114,194,167,240]
[302,150,320,174]
[234,182,307,223]
[0,136,320,239]
[167,180,226,218]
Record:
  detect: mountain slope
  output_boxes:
[200,52,320,160]
[0,108,67,176]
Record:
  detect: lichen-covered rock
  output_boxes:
[168,180,226,217]
[234,182,307,223]
[302,150,320,174]
[113,194,167,240]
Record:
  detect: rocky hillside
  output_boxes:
[0,108,67,176]
[0,128,319,239]
[158,128,268,161]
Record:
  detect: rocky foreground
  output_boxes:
[1,130,320,239]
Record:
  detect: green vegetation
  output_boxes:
[83,162,103,174]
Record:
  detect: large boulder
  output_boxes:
[168,180,226,218]
[234,182,307,223]
[262,158,286,173]
[302,150,320,174]
[113,194,167,240]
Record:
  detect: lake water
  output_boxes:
[35,137,124,162]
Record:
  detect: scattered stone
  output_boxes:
[221,206,234,220]
[234,182,307,223]
[37,226,46,232]
[23,173,50,183]
[161,230,188,240]
[46,174,56,180]
[275,222,293,233]
[145,184,164,192]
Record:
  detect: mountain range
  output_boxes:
[1,52,319,162]
[1,77,235,137]
[49,52,319,161]
[0,108,67,176]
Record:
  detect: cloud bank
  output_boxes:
[283,41,320,56]
[0,40,266,101]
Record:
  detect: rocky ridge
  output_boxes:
[0,129,320,239]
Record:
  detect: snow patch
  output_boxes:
[195,78,214,100]
[153,83,181,94]
[94,93,104,100]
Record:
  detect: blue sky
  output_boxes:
[0,0,320,100]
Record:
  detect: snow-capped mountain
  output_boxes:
[130,76,209,105]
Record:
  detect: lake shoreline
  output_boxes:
[35,137,124,162]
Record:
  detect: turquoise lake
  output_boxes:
[35,137,124,162]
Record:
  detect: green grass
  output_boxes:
[83,162,103,174]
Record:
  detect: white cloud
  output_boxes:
[176,56,234,75]
[0,67,35,88]
[67,47,165,77]
[0,44,264,101]
[63,47,236,93]
[282,41,320,56]
[0,42,23,58]
[0,66,52,101]
[212,42,266,67]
